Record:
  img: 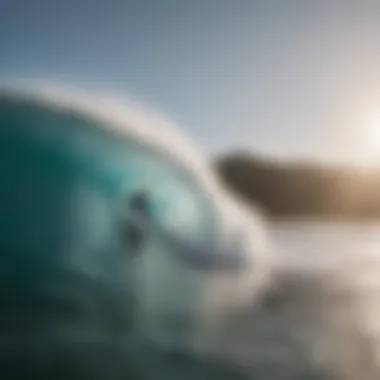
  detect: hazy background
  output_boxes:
[2,0,380,166]
[3,0,380,217]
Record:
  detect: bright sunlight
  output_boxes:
[362,112,380,165]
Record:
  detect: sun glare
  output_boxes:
[364,112,380,165]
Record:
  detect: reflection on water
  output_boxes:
[272,221,380,270]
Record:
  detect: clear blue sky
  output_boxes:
[2,0,380,165]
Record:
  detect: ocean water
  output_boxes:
[241,221,380,380]
[1,86,378,379]
[5,222,376,380]
[271,221,380,270]
[128,222,380,380]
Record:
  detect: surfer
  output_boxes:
[123,189,151,253]
[125,189,245,271]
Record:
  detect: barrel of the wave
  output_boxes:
[0,88,273,379]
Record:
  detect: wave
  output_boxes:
[0,82,378,380]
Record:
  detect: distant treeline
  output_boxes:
[216,152,380,219]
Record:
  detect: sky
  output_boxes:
[2,0,380,165]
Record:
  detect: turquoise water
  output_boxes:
[0,94,231,379]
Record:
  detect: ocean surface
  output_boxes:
[255,221,380,380]
[125,221,380,380]
[271,220,380,269]
[194,221,380,380]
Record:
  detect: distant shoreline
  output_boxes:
[217,152,380,220]
[269,216,380,224]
